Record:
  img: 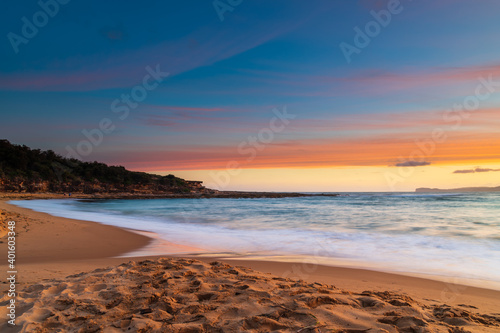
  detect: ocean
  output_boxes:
[12,192,500,289]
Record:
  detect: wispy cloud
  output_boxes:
[0,32,274,92]
[395,161,431,167]
[453,167,500,174]
[89,130,500,171]
[227,63,500,98]
[147,105,227,113]
[0,3,323,92]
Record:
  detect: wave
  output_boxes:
[11,198,500,286]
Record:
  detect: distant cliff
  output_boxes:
[416,186,500,193]
[0,140,213,195]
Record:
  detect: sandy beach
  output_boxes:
[1,198,499,332]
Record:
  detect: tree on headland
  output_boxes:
[0,140,199,194]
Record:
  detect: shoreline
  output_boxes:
[7,196,500,292]
[2,198,500,331]
[1,199,500,301]
[3,197,500,292]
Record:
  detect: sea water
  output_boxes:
[12,192,500,288]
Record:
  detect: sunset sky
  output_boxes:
[1,0,499,191]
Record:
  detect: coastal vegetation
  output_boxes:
[0,140,198,194]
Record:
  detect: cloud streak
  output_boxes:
[453,167,500,174]
[221,62,500,99]
[395,161,431,167]
[0,3,323,92]
[88,130,500,171]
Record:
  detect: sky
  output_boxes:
[1,0,499,192]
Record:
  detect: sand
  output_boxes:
[1,198,499,332]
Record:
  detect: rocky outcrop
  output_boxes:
[0,177,212,195]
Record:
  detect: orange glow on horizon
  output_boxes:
[122,131,500,172]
